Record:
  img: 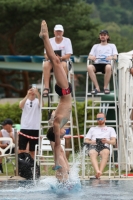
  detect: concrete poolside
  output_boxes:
[0,175,133,181]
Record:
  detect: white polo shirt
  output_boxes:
[89,43,118,64]
[85,126,116,147]
[20,98,40,130]
[44,37,73,56]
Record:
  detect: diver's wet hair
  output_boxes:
[46,127,55,142]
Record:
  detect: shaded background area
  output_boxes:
[0,0,133,98]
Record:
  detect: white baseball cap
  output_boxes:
[54,24,64,31]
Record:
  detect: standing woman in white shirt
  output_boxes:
[19,86,40,159]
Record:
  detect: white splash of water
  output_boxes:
[39,152,81,194]
[69,152,81,182]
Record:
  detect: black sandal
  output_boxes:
[104,88,110,94]
[91,88,100,95]
[43,88,49,97]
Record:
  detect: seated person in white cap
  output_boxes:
[0,118,15,173]
[42,24,73,97]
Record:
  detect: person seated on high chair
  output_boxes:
[47,127,69,182]
[0,119,15,173]
[42,24,73,97]
[84,112,116,179]
[87,30,118,95]
[39,20,72,170]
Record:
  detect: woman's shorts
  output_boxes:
[19,129,39,151]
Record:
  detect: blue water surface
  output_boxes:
[0,178,133,200]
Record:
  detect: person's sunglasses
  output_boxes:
[30,101,32,107]
[96,117,104,121]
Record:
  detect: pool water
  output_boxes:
[0,179,133,200]
[82,179,133,200]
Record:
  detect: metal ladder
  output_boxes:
[82,59,120,178]
[39,59,81,166]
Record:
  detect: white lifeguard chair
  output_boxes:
[82,58,120,178]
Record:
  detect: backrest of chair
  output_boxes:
[0,137,13,156]
[60,138,65,151]
[42,138,51,145]
[40,137,53,154]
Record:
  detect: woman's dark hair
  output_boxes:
[46,127,55,142]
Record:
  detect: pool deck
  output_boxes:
[80,175,133,180]
[0,175,25,181]
[0,175,133,181]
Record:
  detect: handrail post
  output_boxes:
[14,128,18,176]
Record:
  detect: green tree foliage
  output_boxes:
[87,0,133,25]
[86,0,133,52]
[0,0,133,98]
[0,0,133,55]
[0,0,99,98]
[0,102,22,124]
[0,0,97,56]
[99,4,133,25]
[87,0,133,13]
[98,22,133,52]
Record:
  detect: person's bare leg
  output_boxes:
[61,147,69,171]
[25,142,29,153]
[39,20,71,169]
[87,65,100,91]
[43,61,52,95]
[30,151,35,159]
[39,20,68,89]
[53,119,63,168]
[99,149,110,174]
[55,151,69,181]
[104,64,112,89]
[89,150,100,176]
[43,61,67,95]
[52,94,71,169]
[62,62,68,75]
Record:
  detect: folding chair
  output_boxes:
[33,136,65,180]
[81,144,116,179]
[0,137,15,177]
